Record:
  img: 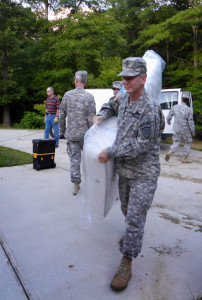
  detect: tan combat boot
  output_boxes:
[182,157,192,163]
[119,236,124,245]
[165,150,172,161]
[111,256,132,291]
[72,182,80,195]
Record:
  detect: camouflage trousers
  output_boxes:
[170,132,192,157]
[66,139,84,183]
[119,175,158,259]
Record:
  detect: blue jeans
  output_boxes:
[44,114,59,146]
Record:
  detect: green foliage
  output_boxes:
[0,146,33,167]
[34,103,46,115]
[14,103,46,129]
[59,0,106,14]
[130,3,202,131]
[33,11,126,94]
[0,1,44,105]
[87,56,122,88]
[0,0,49,125]
[0,0,202,133]
[17,111,44,129]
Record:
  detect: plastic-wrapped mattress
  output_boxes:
[82,117,118,220]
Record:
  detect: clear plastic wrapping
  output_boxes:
[143,50,166,101]
[82,117,118,221]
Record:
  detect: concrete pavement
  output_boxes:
[0,129,202,300]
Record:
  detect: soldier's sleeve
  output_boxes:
[166,107,174,124]
[188,110,195,135]
[97,99,119,119]
[107,104,161,159]
[59,95,67,135]
[159,106,165,134]
[87,95,96,128]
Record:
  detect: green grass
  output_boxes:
[0,146,33,167]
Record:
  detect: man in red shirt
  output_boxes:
[44,87,60,147]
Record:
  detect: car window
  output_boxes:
[159,91,178,109]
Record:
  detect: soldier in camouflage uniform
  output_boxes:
[109,81,123,102]
[93,57,165,291]
[165,97,195,163]
[108,81,123,117]
[60,70,96,195]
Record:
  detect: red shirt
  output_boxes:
[46,95,60,114]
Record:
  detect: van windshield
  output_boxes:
[159,91,178,109]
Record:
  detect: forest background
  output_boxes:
[0,0,201,135]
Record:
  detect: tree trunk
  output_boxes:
[44,0,49,19]
[3,104,11,127]
[2,39,11,127]
[166,41,169,64]
[192,24,198,69]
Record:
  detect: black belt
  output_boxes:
[46,113,56,115]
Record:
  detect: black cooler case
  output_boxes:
[32,139,56,171]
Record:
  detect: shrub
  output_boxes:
[19,111,44,129]
[14,103,46,129]
[34,103,46,115]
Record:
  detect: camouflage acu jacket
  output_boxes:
[60,88,96,141]
[98,89,165,180]
[166,103,195,136]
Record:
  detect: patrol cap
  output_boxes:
[75,70,88,83]
[118,57,147,77]
[112,81,123,90]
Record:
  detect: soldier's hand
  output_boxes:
[54,116,58,123]
[98,149,109,164]
[192,133,195,137]
[93,116,104,125]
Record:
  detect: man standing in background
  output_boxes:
[60,70,96,195]
[165,97,195,163]
[44,87,60,148]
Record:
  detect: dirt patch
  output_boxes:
[152,203,166,210]
[160,172,202,184]
[159,212,202,232]
[159,213,180,224]
[191,140,202,151]
[150,244,186,257]
[195,225,202,233]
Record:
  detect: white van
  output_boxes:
[86,89,113,113]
